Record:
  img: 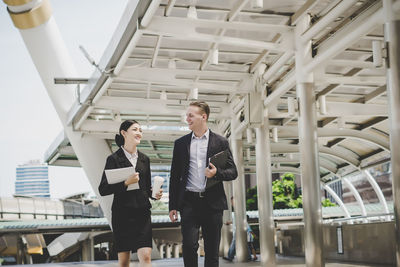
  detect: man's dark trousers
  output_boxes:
[181,192,223,267]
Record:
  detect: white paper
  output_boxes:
[105,167,139,191]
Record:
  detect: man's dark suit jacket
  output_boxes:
[169,130,238,212]
[98,148,152,210]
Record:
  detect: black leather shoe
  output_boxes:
[223,256,233,262]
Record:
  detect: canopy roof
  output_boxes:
[45,0,395,184]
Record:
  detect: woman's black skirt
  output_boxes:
[111,206,152,253]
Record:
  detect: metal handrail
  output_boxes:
[324,212,394,223]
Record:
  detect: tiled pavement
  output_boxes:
[14,255,388,267]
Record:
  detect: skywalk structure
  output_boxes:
[3,0,400,266]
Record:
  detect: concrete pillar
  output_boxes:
[3,0,113,225]
[81,235,94,261]
[158,243,165,259]
[255,117,276,266]
[166,243,172,258]
[16,236,23,265]
[220,182,233,256]
[295,14,324,267]
[383,0,400,264]
[173,243,181,258]
[297,83,324,267]
[230,116,248,262]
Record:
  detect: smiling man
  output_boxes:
[168,101,238,267]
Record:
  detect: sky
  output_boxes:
[0,0,130,198]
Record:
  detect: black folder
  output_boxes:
[209,149,229,170]
[206,149,229,189]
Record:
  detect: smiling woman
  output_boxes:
[98,119,163,267]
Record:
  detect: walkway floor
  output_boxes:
[15,255,387,267]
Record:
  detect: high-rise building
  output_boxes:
[15,161,50,198]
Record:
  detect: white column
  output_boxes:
[230,115,248,262]
[166,243,172,258]
[158,244,165,259]
[3,0,113,222]
[383,0,400,264]
[255,116,276,266]
[173,243,181,258]
[296,15,324,267]
[220,182,233,256]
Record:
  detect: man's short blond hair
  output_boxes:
[189,101,210,121]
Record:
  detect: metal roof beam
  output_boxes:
[269,102,389,118]
[151,35,162,67]
[228,0,249,21]
[291,0,319,26]
[140,29,290,52]
[164,0,176,16]
[270,143,360,169]
[93,96,230,118]
[276,126,390,151]
[304,2,383,73]
[147,16,293,34]
[119,66,253,80]
[317,75,386,86]
[113,76,247,93]
[353,85,387,104]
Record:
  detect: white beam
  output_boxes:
[328,59,377,69]
[363,170,390,220]
[317,75,386,86]
[141,29,290,52]
[268,101,389,118]
[291,0,319,26]
[114,76,247,93]
[164,0,176,16]
[263,51,293,82]
[147,16,293,34]
[276,126,390,151]
[343,177,367,221]
[270,143,360,168]
[119,66,253,80]
[305,2,383,73]
[151,35,162,67]
[141,0,162,27]
[300,0,359,43]
[322,184,352,222]
[94,96,231,118]
[228,0,250,21]
[263,73,296,107]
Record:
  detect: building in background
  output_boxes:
[15,161,50,198]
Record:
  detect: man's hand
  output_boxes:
[124,172,140,186]
[169,210,179,222]
[205,163,217,178]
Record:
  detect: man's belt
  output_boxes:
[185,190,206,198]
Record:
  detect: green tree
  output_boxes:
[321,198,336,207]
[246,172,336,210]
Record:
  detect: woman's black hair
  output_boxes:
[115,120,139,147]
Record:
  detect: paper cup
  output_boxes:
[152,176,165,198]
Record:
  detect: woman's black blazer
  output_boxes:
[98,148,152,210]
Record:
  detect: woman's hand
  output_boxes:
[124,172,140,186]
[155,188,163,200]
